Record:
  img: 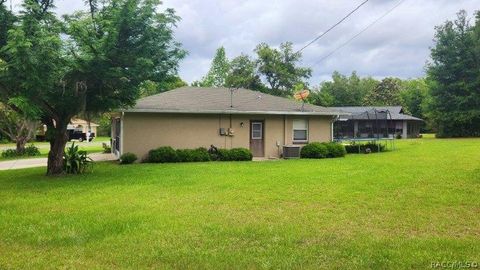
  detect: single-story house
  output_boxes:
[331,106,423,139]
[111,87,345,159]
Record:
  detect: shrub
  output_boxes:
[215,149,231,161]
[228,148,253,161]
[63,143,93,174]
[24,144,40,156]
[345,143,385,154]
[0,145,40,158]
[102,142,112,153]
[120,152,137,164]
[146,146,178,163]
[300,142,328,159]
[323,142,346,158]
[1,149,18,158]
[145,146,252,163]
[213,148,253,161]
[176,148,211,162]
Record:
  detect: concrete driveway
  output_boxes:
[0,153,117,171]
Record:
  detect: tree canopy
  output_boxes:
[363,77,403,106]
[0,0,186,175]
[195,46,229,87]
[427,10,480,137]
[311,71,378,107]
[255,42,311,96]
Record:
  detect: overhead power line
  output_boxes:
[311,0,407,67]
[297,0,369,53]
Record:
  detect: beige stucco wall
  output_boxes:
[121,112,333,160]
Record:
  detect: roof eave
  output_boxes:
[121,108,348,116]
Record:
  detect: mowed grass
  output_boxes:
[0,138,479,269]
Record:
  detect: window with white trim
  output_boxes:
[293,119,308,142]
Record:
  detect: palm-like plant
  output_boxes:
[63,143,93,174]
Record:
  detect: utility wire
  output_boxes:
[297,0,369,53]
[311,0,406,67]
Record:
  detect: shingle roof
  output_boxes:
[125,87,345,115]
[331,106,423,121]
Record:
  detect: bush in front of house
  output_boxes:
[345,142,385,154]
[300,142,346,159]
[176,148,211,162]
[145,146,253,163]
[146,146,178,163]
[323,142,347,158]
[120,152,137,164]
[300,142,329,159]
[215,148,253,161]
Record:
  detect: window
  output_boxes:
[293,119,308,142]
[251,122,262,139]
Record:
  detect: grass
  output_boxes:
[0,138,479,269]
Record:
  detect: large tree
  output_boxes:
[139,76,187,98]
[225,54,264,90]
[0,0,186,175]
[400,78,429,119]
[196,46,229,87]
[426,10,480,137]
[311,71,378,106]
[363,77,403,106]
[255,42,311,96]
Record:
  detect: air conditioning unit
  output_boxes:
[283,145,301,159]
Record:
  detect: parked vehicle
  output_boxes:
[67,129,95,142]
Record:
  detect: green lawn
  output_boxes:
[0,138,479,269]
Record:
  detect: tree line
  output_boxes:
[193,10,479,137]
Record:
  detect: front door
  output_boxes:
[250,121,264,157]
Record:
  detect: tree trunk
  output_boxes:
[15,137,27,154]
[46,128,68,176]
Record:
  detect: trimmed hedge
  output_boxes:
[120,152,137,164]
[145,146,252,163]
[300,142,346,159]
[215,148,253,161]
[147,146,178,163]
[176,148,211,162]
[345,143,385,154]
[300,142,328,159]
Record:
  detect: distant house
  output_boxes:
[36,118,99,141]
[331,106,423,139]
[68,118,99,135]
[111,87,345,159]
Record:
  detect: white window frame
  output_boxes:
[292,119,308,143]
[251,122,263,139]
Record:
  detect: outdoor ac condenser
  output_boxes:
[283,145,301,159]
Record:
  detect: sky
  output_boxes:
[9,0,480,85]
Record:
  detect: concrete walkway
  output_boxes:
[0,153,117,171]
